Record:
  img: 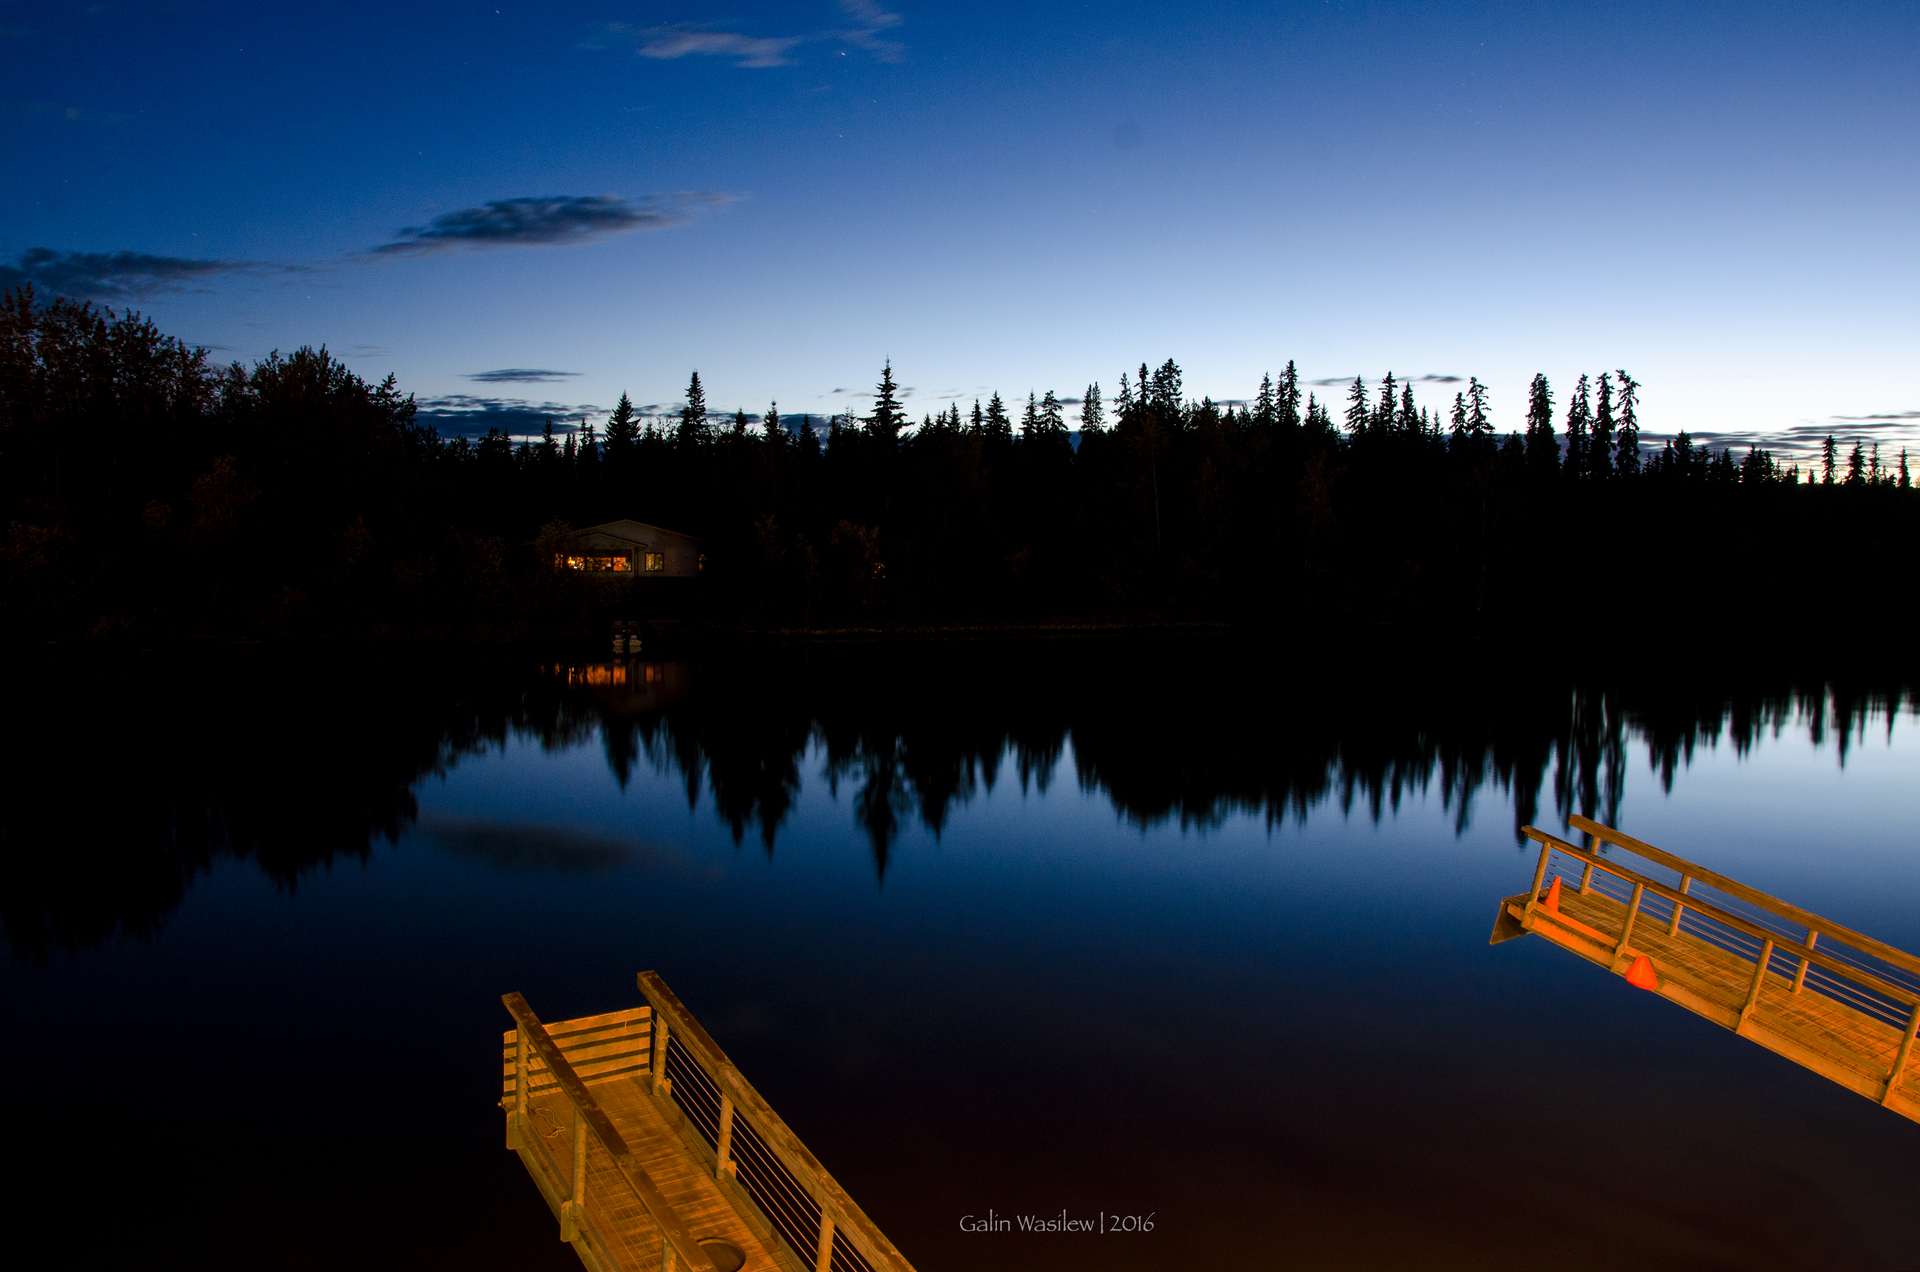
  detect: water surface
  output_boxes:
[5,643,1918,1270]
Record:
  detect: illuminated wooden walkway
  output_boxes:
[501,972,917,1272]
[1493,816,1920,1122]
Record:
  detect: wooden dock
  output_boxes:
[1493,815,1920,1123]
[501,972,918,1272]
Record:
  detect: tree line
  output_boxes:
[4,285,1917,642]
[6,636,1912,956]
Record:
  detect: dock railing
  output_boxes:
[1519,815,1920,1107]
[636,970,914,1272]
[502,992,722,1272]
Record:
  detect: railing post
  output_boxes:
[1792,930,1818,994]
[653,1017,672,1098]
[1667,875,1690,936]
[1884,1003,1920,1106]
[715,1096,735,1180]
[1741,939,1774,1024]
[814,1212,836,1272]
[1524,840,1552,914]
[509,1028,528,1150]
[561,1098,588,1242]
[1616,880,1646,956]
[1579,859,1595,896]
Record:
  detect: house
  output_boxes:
[553,520,702,578]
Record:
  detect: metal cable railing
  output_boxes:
[727,1105,825,1261]
[639,971,915,1272]
[1540,833,1920,1033]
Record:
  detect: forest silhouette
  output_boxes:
[6,287,1918,643]
[3,641,1913,960]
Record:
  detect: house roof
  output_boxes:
[576,520,700,545]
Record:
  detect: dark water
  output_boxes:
[5,642,1919,1271]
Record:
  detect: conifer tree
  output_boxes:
[730,408,749,440]
[1149,359,1183,415]
[1039,389,1064,434]
[1345,376,1371,436]
[1254,373,1276,429]
[1589,373,1614,480]
[605,392,639,459]
[1374,372,1398,433]
[1847,439,1865,485]
[1020,391,1040,437]
[1276,361,1301,432]
[1080,382,1104,433]
[676,371,708,448]
[983,392,1012,442]
[1449,391,1469,440]
[1563,374,1592,478]
[1614,370,1641,477]
[1524,373,1557,474]
[1822,434,1838,484]
[1902,449,1911,489]
[1466,377,1491,443]
[1398,383,1418,434]
[866,360,906,443]
[762,401,782,443]
[970,399,984,434]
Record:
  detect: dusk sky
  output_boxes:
[6,1,1917,457]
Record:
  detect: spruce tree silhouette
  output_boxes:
[677,371,708,449]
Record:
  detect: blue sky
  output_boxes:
[6,1,1917,458]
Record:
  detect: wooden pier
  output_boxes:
[501,972,918,1272]
[1493,815,1920,1123]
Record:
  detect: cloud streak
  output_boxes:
[370,193,727,256]
[0,248,260,301]
[413,394,606,438]
[1308,373,1463,387]
[629,26,802,67]
[592,1,904,69]
[466,368,580,383]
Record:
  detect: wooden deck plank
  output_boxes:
[506,1010,819,1272]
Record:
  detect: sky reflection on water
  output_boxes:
[4,644,1919,1270]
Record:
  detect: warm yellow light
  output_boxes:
[554,553,633,572]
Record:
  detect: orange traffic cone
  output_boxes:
[1542,876,1562,912]
[1625,955,1658,990]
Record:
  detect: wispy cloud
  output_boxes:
[4,188,726,306]
[832,0,905,62]
[1308,372,1463,387]
[467,368,580,384]
[414,394,605,439]
[625,25,803,67]
[370,193,728,256]
[590,1,905,69]
[0,248,263,301]
[1832,410,1920,422]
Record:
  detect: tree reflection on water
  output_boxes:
[1,641,1912,958]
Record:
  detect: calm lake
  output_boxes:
[6,640,1919,1270]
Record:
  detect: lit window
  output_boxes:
[643,552,666,572]
[554,553,632,572]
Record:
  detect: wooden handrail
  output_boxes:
[1568,814,1920,982]
[1522,829,1920,1010]
[503,993,720,1272]
[637,971,916,1272]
